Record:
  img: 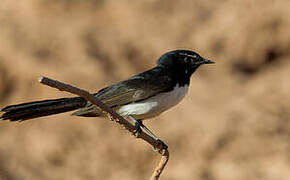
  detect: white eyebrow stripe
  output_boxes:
[179,53,197,58]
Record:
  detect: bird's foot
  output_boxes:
[133,119,143,137]
[153,139,168,155]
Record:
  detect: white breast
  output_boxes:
[117,84,188,120]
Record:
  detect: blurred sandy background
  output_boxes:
[0,0,290,179]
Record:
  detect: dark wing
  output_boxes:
[72,67,174,117]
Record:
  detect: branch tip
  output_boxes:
[38,76,44,83]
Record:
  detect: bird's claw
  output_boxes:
[152,139,168,154]
[133,121,142,137]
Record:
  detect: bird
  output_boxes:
[0,49,214,140]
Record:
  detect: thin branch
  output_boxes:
[150,150,169,180]
[38,76,169,179]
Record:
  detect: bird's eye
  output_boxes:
[184,57,194,64]
[185,57,193,63]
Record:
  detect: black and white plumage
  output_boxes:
[1,50,214,122]
[116,84,188,120]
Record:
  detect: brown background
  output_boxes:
[0,0,290,180]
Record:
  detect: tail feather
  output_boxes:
[1,97,87,121]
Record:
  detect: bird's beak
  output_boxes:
[201,58,215,64]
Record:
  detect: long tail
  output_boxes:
[1,97,87,122]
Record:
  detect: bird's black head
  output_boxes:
[157,50,214,78]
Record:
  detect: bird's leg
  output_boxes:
[128,115,158,140]
[128,115,142,137]
[139,124,168,152]
[128,116,168,151]
[128,116,168,152]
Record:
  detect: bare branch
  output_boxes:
[150,150,169,180]
[38,76,169,179]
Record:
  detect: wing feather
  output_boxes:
[72,67,174,117]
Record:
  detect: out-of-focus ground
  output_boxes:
[0,0,290,179]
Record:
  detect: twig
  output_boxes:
[150,150,169,180]
[38,76,169,179]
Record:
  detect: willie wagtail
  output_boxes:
[0,50,214,139]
